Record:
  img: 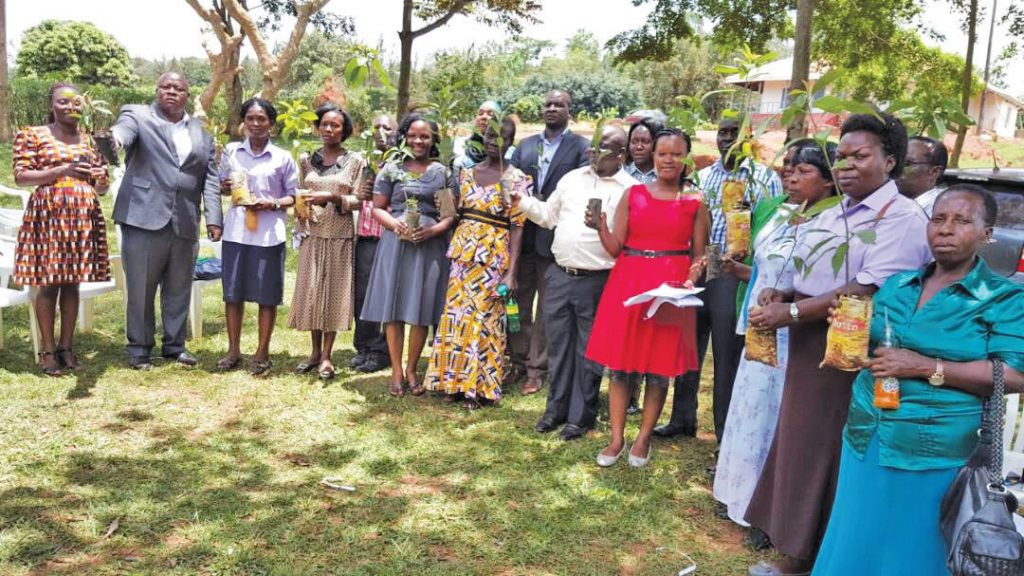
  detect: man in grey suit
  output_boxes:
[111,72,223,369]
[509,90,590,395]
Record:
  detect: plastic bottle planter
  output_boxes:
[745,311,778,367]
[402,197,421,241]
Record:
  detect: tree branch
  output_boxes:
[411,0,474,39]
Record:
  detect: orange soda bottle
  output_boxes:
[874,309,900,410]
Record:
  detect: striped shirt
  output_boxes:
[357,163,385,238]
[624,161,657,184]
[697,159,783,247]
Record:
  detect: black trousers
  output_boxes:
[666,275,745,442]
[541,265,608,429]
[353,236,387,357]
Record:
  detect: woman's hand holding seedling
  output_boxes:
[219,178,233,196]
[357,179,374,202]
[749,302,791,331]
[758,287,789,307]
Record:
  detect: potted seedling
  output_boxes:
[67,91,117,166]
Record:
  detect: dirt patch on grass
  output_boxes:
[376,475,450,498]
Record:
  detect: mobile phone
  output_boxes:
[586,198,602,230]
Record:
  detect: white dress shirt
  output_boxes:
[168,113,193,167]
[519,165,637,271]
[913,186,943,216]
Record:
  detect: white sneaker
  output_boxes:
[596,443,628,467]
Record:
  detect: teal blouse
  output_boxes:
[843,258,1024,471]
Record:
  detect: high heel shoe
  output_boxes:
[596,443,628,467]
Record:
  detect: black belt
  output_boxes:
[459,208,510,229]
[557,265,608,277]
[623,246,691,258]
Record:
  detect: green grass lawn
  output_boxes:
[0,188,766,575]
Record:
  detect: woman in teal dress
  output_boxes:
[811,184,1024,575]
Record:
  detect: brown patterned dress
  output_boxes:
[287,148,365,332]
[12,126,110,286]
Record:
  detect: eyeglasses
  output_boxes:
[904,161,936,167]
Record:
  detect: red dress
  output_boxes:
[586,184,700,377]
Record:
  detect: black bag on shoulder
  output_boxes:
[940,359,1024,576]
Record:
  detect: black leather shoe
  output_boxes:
[559,424,588,441]
[357,354,390,373]
[164,351,198,367]
[652,423,697,438]
[627,400,642,415]
[128,356,153,370]
[535,417,562,433]
[350,352,367,369]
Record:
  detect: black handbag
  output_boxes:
[940,359,1024,575]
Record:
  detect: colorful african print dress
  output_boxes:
[425,167,531,401]
[12,126,110,286]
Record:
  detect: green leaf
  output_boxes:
[855,230,877,244]
[802,195,842,218]
[813,68,843,95]
[343,58,359,82]
[353,65,368,88]
[714,64,742,76]
[812,95,846,113]
[831,242,849,278]
[371,59,392,89]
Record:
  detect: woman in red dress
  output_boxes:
[12,82,110,376]
[586,128,708,468]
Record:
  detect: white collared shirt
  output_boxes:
[914,186,944,216]
[519,165,637,270]
[167,112,193,167]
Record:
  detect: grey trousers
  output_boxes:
[353,236,387,356]
[666,275,745,442]
[541,265,608,429]
[121,224,198,359]
[509,252,552,381]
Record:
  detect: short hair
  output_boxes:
[909,135,948,172]
[47,82,79,123]
[313,103,354,142]
[935,183,998,227]
[484,115,517,142]
[790,141,837,180]
[652,127,692,154]
[240,97,278,124]
[626,117,665,162]
[397,112,441,159]
[839,112,908,178]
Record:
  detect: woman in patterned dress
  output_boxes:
[288,103,365,380]
[426,116,530,409]
[12,82,110,376]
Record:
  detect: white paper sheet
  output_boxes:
[624,283,704,319]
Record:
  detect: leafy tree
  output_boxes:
[395,0,541,115]
[420,48,490,119]
[16,20,135,87]
[619,37,725,113]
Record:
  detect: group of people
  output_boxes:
[10,74,1024,574]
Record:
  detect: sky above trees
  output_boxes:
[7,0,1023,96]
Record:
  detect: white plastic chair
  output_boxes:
[77,255,125,332]
[189,239,223,340]
[0,253,41,356]
[1004,394,1024,484]
[0,184,29,243]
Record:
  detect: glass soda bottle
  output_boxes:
[496,284,520,333]
[873,309,900,410]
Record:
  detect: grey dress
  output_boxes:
[360,161,454,326]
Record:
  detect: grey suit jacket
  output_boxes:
[510,130,590,258]
[112,103,223,240]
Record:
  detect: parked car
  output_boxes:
[939,168,1024,284]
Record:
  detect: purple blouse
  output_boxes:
[219,139,299,247]
[793,180,932,296]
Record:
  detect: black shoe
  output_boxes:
[559,424,588,441]
[652,423,697,438]
[350,352,368,369]
[714,501,730,520]
[746,527,772,551]
[357,354,390,373]
[627,400,642,415]
[535,417,562,433]
[705,465,717,479]
[128,356,153,370]
[163,351,198,367]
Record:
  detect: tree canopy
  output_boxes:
[16,20,135,87]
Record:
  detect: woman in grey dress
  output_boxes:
[361,113,456,397]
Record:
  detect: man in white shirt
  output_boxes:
[897,135,947,216]
[513,126,636,441]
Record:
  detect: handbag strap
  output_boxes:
[983,359,1006,482]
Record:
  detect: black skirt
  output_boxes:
[221,240,286,306]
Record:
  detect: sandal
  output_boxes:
[38,351,64,377]
[389,381,405,397]
[406,372,426,396]
[318,365,336,380]
[56,347,81,371]
[250,358,274,376]
[216,355,241,371]
[463,398,482,411]
[295,360,317,374]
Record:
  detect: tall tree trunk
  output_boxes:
[0,0,10,141]
[950,0,979,168]
[226,66,244,137]
[397,0,414,117]
[975,0,998,135]
[786,0,816,143]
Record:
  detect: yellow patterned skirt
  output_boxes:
[425,259,505,400]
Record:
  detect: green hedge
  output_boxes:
[7,77,155,134]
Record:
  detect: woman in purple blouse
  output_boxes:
[744,113,932,576]
[216,98,298,375]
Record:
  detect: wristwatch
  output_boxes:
[789,302,800,322]
[273,197,281,210]
[928,358,945,386]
